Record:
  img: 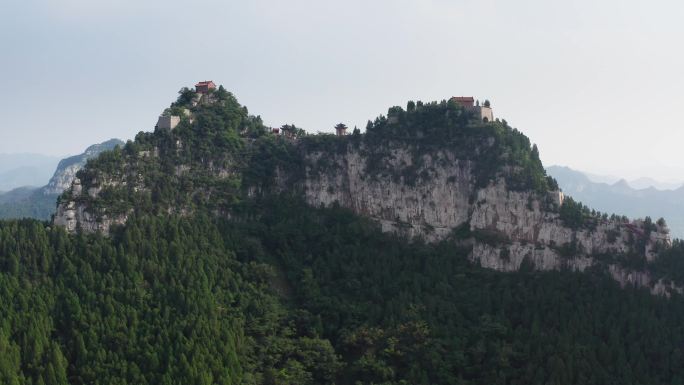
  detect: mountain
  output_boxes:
[55,93,672,294]
[547,165,684,239]
[582,170,683,190]
[42,139,125,195]
[583,170,620,184]
[0,153,61,191]
[0,139,124,220]
[629,176,683,190]
[3,85,684,384]
[0,186,36,204]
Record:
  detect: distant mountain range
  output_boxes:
[0,139,124,220]
[0,153,61,191]
[547,165,684,239]
[626,177,683,190]
[42,139,125,195]
[580,171,684,190]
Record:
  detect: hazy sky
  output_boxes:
[2,0,684,180]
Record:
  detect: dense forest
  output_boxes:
[3,200,684,384]
[4,86,684,384]
[0,190,56,221]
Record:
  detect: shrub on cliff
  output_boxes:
[559,196,591,229]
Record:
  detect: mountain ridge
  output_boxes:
[547,165,684,239]
[0,153,61,191]
[53,85,676,295]
[5,85,684,384]
[0,139,123,220]
[42,138,124,195]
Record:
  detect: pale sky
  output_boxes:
[2,0,684,180]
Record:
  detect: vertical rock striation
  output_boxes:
[293,142,674,294]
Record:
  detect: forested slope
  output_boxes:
[5,201,684,384]
[3,85,684,384]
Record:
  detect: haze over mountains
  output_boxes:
[3,82,684,383]
[580,170,684,191]
[0,153,61,191]
[547,165,684,238]
[0,139,123,220]
[623,177,683,191]
[3,139,683,246]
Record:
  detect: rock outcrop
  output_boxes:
[51,89,676,295]
[43,139,124,195]
[54,136,675,293]
[55,137,675,292]
[299,147,473,241]
[53,178,129,233]
[290,142,674,294]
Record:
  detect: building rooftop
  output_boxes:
[195,80,216,88]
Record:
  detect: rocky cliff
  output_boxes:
[0,139,124,221]
[287,141,673,294]
[52,88,676,294]
[547,165,684,239]
[43,139,124,195]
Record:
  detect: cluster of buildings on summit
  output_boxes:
[449,96,494,123]
[322,97,493,137]
[156,81,493,135]
[156,81,216,130]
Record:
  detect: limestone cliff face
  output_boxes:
[53,139,238,235]
[290,142,673,294]
[299,147,473,241]
[43,163,83,196]
[53,177,129,234]
[53,135,674,293]
[43,139,124,195]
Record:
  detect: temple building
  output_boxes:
[450,96,494,122]
[195,81,216,94]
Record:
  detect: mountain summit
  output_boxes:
[53,85,674,294]
[5,84,684,384]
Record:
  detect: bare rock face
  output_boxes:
[43,139,124,195]
[43,163,84,196]
[53,137,675,294]
[294,142,674,294]
[54,177,128,234]
[301,147,473,241]
[608,265,683,296]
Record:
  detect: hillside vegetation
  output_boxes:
[548,165,684,239]
[0,140,124,221]
[62,89,556,222]
[2,86,684,384]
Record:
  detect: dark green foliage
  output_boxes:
[62,89,272,219]
[7,88,684,384]
[280,124,305,138]
[242,136,304,191]
[0,191,56,220]
[651,239,684,285]
[176,87,195,106]
[559,197,593,229]
[0,140,123,222]
[0,215,340,385]
[229,199,684,384]
[4,198,684,384]
[361,101,557,192]
[472,228,511,246]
